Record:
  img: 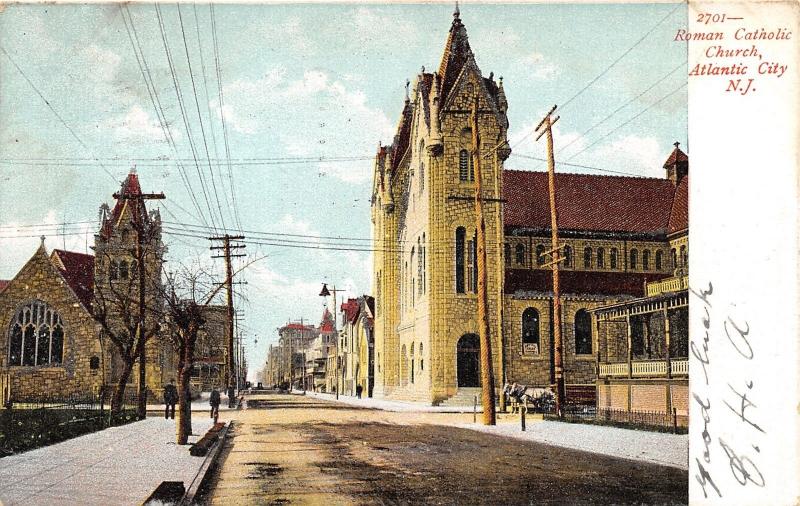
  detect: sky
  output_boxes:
[0,3,687,380]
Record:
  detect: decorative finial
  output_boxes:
[130,164,137,174]
[40,235,46,246]
[421,66,425,74]
[499,76,504,86]
[454,0,460,19]
[674,141,680,148]
[405,79,410,101]
[489,71,494,81]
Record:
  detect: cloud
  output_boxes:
[82,45,121,83]
[592,135,665,177]
[220,69,393,184]
[521,52,560,80]
[102,105,169,144]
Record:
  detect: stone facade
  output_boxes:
[0,244,105,398]
[371,10,690,406]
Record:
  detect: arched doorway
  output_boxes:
[456,334,480,387]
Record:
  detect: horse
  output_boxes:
[503,382,555,413]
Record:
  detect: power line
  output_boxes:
[120,4,211,230]
[559,3,683,112]
[177,3,228,231]
[565,82,687,163]
[0,45,119,184]
[557,61,685,157]
[155,3,220,233]
[509,153,648,178]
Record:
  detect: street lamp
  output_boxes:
[319,283,342,400]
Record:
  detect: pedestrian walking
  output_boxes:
[356,384,363,399]
[210,387,221,423]
[163,380,178,420]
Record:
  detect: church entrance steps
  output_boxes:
[438,387,485,407]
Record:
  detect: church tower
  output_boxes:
[93,171,169,395]
[372,7,510,403]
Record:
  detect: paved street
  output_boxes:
[200,393,688,505]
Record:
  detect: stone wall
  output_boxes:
[0,246,104,398]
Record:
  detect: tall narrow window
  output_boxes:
[642,250,650,271]
[109,260,119,281]
[630,249,638,270]
[680,245,687,266]
[515,243,525,265]
[563,245,573,268]
[422,234,426,294]
[521,308,540,354]
[655,250,663,270]
[597,247,605,268]
[583,247,592,269]
[410,344,415,383]
[466,235,476,293]
[417,239,423,296]
[455,227,465,293]
[472,232,478,293]
[671,248,678,270]
[119,260,129,280]
[504,243,511,266]
[610,248,618,269]
[536,244,546,266]
[575,309,592,355]
[459,150,469,181]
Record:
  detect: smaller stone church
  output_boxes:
[0,171,191,402]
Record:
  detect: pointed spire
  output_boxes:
[454,0,460,21]
[40,235,46,247]
[404,79,410,102]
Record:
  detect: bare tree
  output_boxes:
[93,249,161,417]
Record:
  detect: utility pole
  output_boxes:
[210,234,245,407]
[535,104,567,417]
[471,94,497,425]
[113,184,165,420]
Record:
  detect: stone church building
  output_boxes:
[0,172,176,401]
[371,8,689,410]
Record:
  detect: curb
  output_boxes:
[180,421,232,505]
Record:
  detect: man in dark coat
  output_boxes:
[163,379,178,419]
[210,388,221,422]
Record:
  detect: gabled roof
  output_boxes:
[320,308,334,333]
[668,176,688,235]
[504,170,680,236]
[390,100,413,174]
[663,144,689,167]
[100,171,145,239]
[341,298,360,325]
[50,250,95,309]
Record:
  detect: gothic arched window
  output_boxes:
[522,307,540,354]
[7,301,64,366]
[455,227,465,293]
[610,248,618,269]
[536,244,546,266]
[655,250,663,270]
[575,309,592,355]
[597,247,605,268]
[630,249,638,270]
[504,243,511,266]
[642,250,650,271]
[583,247,592,269]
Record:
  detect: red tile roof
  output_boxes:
[282,323,314,331]
[319,308,334,333]
[668,176,688,235]
[505,269,670,297]
[341,298,360,325]
[503,170,679,236]
[663,145,688,167]
[50,249,95,309]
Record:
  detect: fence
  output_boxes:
[0,389,139,457]
[541,405,686,433]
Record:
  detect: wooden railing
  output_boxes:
[646,275,689,297]
[599,359,689,378]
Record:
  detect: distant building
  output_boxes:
[339,296,375,397]
[189,305,229,395]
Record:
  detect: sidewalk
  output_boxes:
[306,391,688,470]
[305,390,482,413]
[146,391,241,414]
[0,417,213,505]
